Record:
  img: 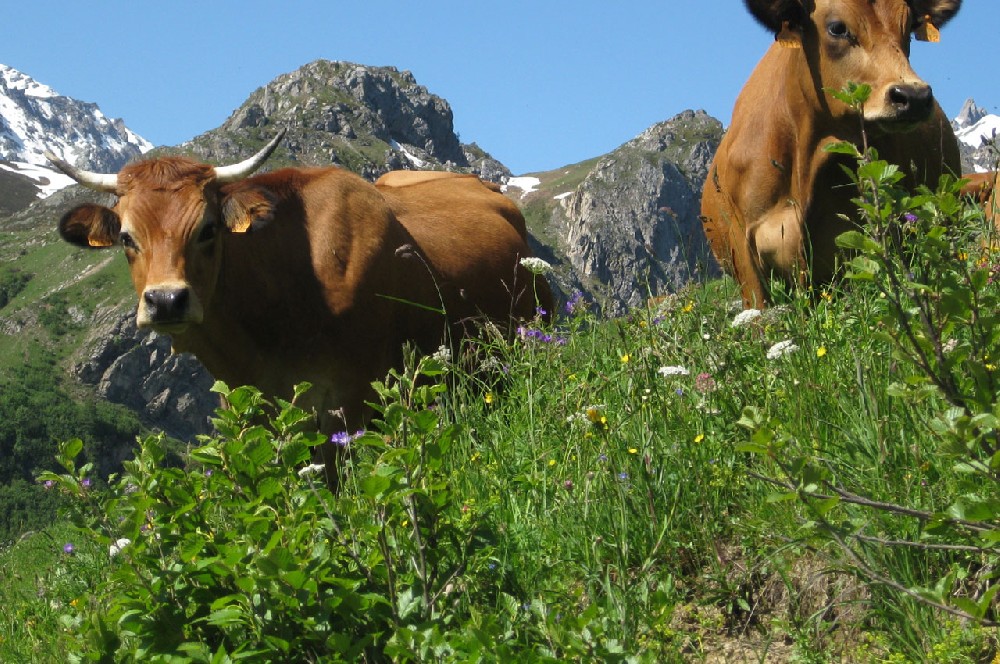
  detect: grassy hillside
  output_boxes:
[0,195,144,544]
[4,167,1000,659]
[3,147,999,660]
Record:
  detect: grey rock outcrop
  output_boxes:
[74,310,215,441]
[183,60,510,183]
[547,110,723,315]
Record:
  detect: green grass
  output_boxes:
[3,166,1000,659]
[4,268,996,661]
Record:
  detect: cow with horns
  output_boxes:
[48,131,552,480]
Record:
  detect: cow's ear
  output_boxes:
[221,187,276,234]
[58,204,120,248]
[911,0,961,37]
[744,0,807,35]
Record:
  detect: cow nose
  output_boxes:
[143,287,190,322]
[888,84,932,120]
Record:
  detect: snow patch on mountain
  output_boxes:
[953,98,1000,174]
[0,64,153,197]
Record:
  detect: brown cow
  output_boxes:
[48,131,552,479]
[702,0,962,307]
[961,171,1000,230]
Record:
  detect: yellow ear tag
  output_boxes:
[915,16,940,42]
[228,216,253,233]
[777,21,802,48]
[88,238,114,247]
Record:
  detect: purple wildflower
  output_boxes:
[565,290,586,315]
[904,212,918,223]
[617,472,629,481]
[81,478,92,489]
[43,480,54,490]
[330,430,365,447]
[63,543,75,555]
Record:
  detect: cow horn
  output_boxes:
[44,151,119,193]
[213,129,287,184]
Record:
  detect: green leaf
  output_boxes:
[361,474,392,499]
[179,534,207,563]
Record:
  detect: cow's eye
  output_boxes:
[196,223,217,244]
[119,231,138,252]
[827,20,850,39]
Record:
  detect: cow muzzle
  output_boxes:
[883,83,933,124]
[138,286,199,330]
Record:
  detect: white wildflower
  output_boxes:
[519,257,553,275]
[766,339,799,360]
[431,344,452,365]
[109,538,131,558]
[943,338,958,354]
[297,463,326,478]
[731,308,762,328]
[658,365,690,377]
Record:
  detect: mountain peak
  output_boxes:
[0,64,153,169]
[187,59,508,182]
[955,97,988,128]
[0,64,153,201]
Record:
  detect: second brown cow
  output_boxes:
[702,0,963,307]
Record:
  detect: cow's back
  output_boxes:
[376,175,547,326]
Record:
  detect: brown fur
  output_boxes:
[961,171,1000,230]
[703,0,962,307]
[58,160,552,480]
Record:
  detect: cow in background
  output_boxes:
[49,131,552,480]
[702,0,962,307]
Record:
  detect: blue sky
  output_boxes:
[4,1,997,174]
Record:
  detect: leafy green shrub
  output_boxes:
[739,83,1000,655]
[0,267,31,309]
[43,352,531,661]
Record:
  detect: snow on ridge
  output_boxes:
[503,176,541,196]
[0,63,154,197]
[0,64,57,99]
[0,161,74,198]
[390,139,427,168]
[956,114,1000,149]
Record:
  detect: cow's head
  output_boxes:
[48,130,285,333]
[744,0,960,126]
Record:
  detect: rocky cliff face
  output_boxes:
[183,60,509,182]
[73,310,216,441]
[952,98,1000,174]
[541,110,723,315]
[0,64,152,181]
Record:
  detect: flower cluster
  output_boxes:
[329,429,366,447]
[517,326,567,345]
[766,339,799,360]
[519,257,553,275]
[564,290,586,316]
[658,365,690,377]
[731,308,762,328]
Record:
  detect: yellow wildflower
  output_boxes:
[484,392,493,404]
[628,448,638,454]
[694,434,705,444]
[816,346,827,358]
[621,353,630,363]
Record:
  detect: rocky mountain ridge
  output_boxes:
[952,97,999,173]
[0,64,152,198]
[181,60,509,183]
